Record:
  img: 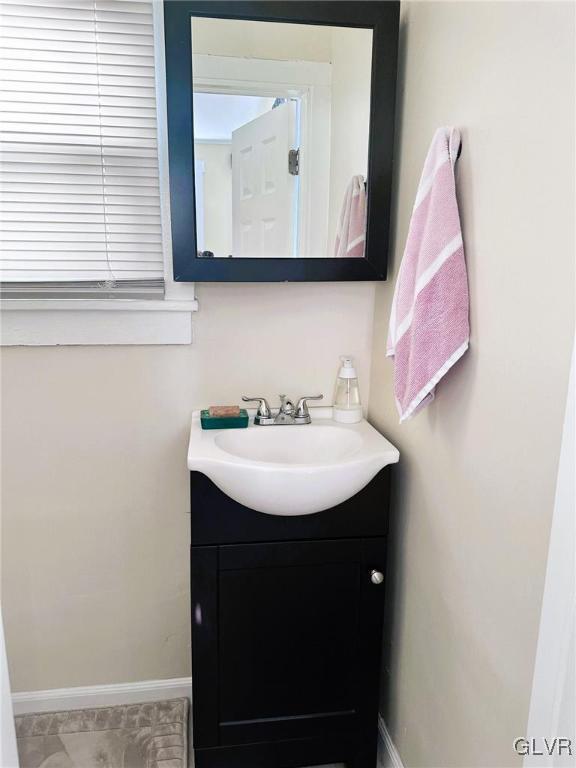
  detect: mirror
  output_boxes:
[191,18,373,259]
[164,2,399,281]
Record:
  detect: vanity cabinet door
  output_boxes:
[190,538,386,751]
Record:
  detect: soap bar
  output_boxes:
[201,409,249,430]
[209,405,240,417]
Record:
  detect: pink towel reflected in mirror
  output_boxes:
[334,175,367,258]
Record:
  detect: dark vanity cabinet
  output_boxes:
[190,468,393,768]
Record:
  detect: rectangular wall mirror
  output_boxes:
[164,2,399,282]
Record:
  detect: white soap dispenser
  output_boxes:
[333,356,363,423]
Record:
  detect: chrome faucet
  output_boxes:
[242,394,323,425]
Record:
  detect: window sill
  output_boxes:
[0,298,198,346]
[0,298,198,312]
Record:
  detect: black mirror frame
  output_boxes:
[164,1,399,282]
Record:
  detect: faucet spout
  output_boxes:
[274,395,296,424]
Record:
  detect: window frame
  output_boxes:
[0,0,197,346]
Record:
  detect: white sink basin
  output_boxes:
[187,407,399,516]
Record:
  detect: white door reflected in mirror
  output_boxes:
[232,99,297,258]
[191,16,373,259]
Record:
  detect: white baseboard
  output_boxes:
[12,677,192,716]
[378,715,404,768]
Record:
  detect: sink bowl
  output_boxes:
[215,425,363,465]
[187,407,399,516]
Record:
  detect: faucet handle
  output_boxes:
[295,394,324,418]
[241,396,271,418]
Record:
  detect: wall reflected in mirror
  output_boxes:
[191,17,373,258]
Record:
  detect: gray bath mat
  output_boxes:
[14,698,188,768]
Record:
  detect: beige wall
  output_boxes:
[0,281,375,691]
[368,3,575,767]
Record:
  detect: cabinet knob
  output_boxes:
[370,570,384,585]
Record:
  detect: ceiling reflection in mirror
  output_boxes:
[191,17,373,259]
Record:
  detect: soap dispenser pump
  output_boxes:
[333,356,362,423]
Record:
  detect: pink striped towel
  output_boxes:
[334,175,366,258]
[387,127,469,422]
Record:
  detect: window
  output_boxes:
[0,0,196,344]
[0,0,168,297]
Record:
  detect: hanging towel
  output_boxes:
[387,127,469,422]
[334,175,367,258]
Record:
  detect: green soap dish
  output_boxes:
[200,409,249,430]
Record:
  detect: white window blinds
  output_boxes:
[0,0,165,297]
